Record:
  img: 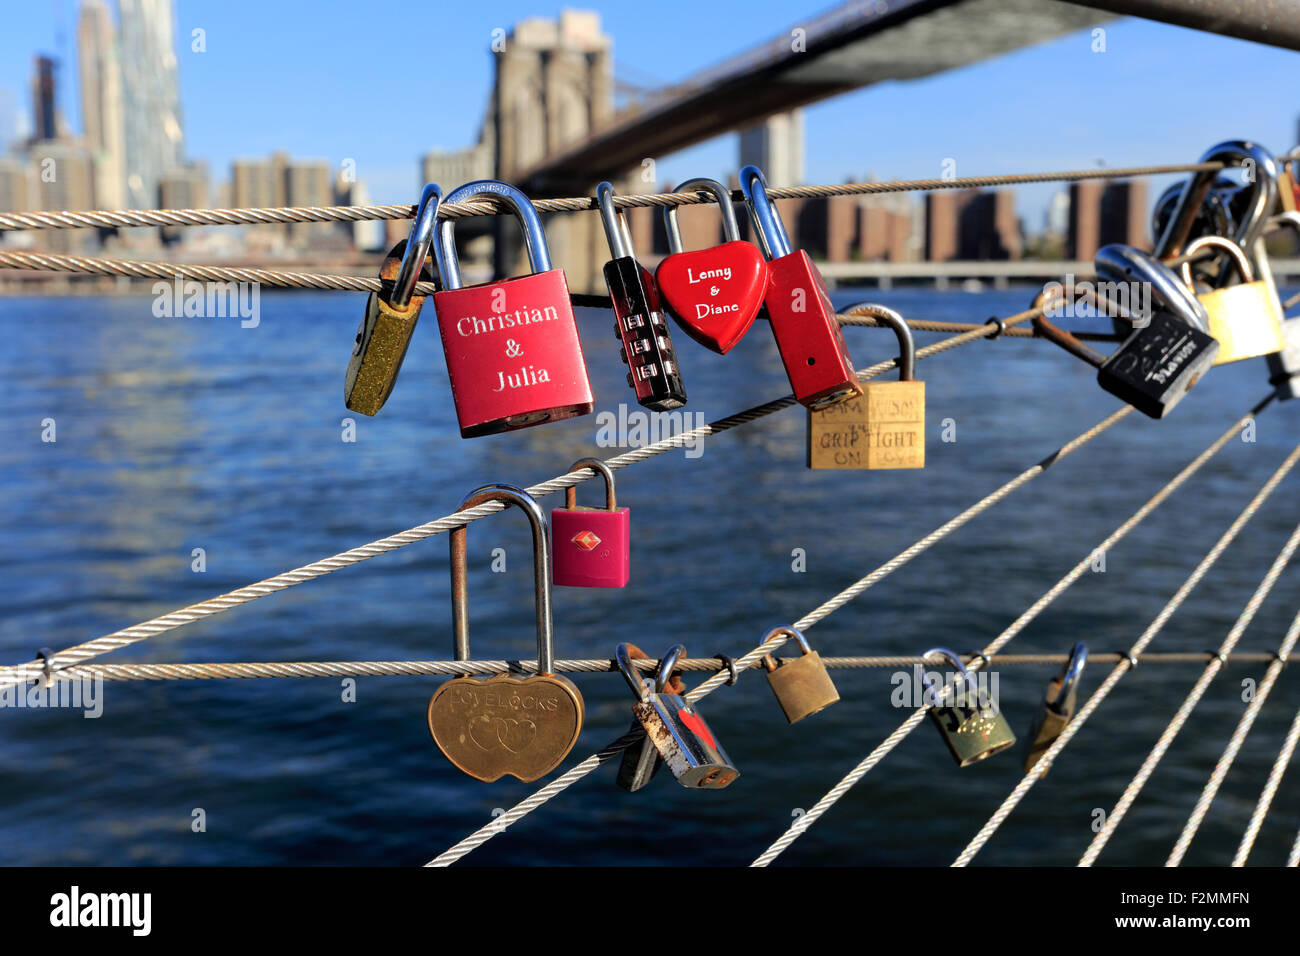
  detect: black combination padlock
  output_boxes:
[597,182,688,412]
[1034,244,1218,419]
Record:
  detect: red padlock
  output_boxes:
[551,457,629,588]
[433,180,594,437]
[655,177,768,354]
[740,165,862,411]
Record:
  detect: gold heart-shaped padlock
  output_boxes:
[428,484,585,782]
[427,674,584,782]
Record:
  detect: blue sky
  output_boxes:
[1,0,1298,227]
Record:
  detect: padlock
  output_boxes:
[617,641,739,789]
[1175,234,1285,364]
[426,483,585,782]
[1265,213,1300,399]
[656,177,768,354]
[760,626,839,724]
[1155,141,1279,265]
[1280,160,1300,213]
[806,303,923,469]
[1022,642,1087,773]
[597,182,688,411]
[920,647,1015,767]
[1035,246,1218,418]
[551,457,629,588]
[614,643,685,792]
[1150,178,1238,253]
[432,180,594,437]
[740,164,863,411]
[345,183,441,415]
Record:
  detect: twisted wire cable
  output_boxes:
[0,307,1041,688]
[1288,824,1300,867]
[1080,508,1300,866]
[1166,606,1300,866]
[425,404,1131,866]
[1232,703,1300,866]
[0,161,1230,232]
[752,401,1265,868]
[43,652,1300,684]
[953,431,1300,866]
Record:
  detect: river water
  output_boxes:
[1,286,1297,866]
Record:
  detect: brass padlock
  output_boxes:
[761,626,839,724]
[1022,642,1087,773]
[426,483,585,783]
[345,182,440,415]
[921,647,1015,768]
[807,303,924,470]
[1177,234,1285,364]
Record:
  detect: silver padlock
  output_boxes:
[614,644,683,792]
[616,642,739,789]
[1022,642,1087,773]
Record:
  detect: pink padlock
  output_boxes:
[552,457,629,588]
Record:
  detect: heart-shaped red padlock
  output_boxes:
[655,178,768,354]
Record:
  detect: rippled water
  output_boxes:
[1,286,1298,867]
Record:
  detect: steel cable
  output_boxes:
[752,400,1267,867]
[953,431,1300,866]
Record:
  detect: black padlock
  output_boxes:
[1034,246,1218,419]
[597,182,688,412]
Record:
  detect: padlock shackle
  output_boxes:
[596,182,635,261]
[921,647,975,709]
[1048,642,1088,717]
[389,183,442,308]
[1153,179,1236,250]
[435,180,553,291]
[450,483,555,674]
[760,625,812,672]
[562,457,617,511]
[656,644,686,692]
[1269,210,1300,239]
[663,178,743,254]
[1177,234,1255,289]
[739,164,793,261]
[1030,287,1108,370]
[842,302,915,381]
[1095,244,1209,332]
[1155,141,1278,261]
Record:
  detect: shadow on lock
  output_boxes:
[760,626,839,724]
[426,484,584,783]
[806,303,924,470]
[617,642,739,789]
[345,183,441,415]
[551,457,629,588]
[1022,642,1087,774]
[921,647,1015,768]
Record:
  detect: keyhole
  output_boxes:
[806,356,816,366]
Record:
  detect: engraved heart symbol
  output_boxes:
[468,714,499,751]
[676,705,718,751]
[655,241,769,354]
[427,674,585,783]
[496,717,537,753]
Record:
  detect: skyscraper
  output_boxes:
[119,0,183,208]
[78,0,128,209]
[31,55,58,142]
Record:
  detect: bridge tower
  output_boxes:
[490,10,614,292]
